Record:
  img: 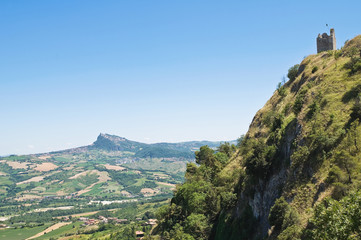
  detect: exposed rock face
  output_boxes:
[92,133,146,151]
[249,168,287,234]
[247,119,302,236]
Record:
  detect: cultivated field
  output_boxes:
[34,162,58,171]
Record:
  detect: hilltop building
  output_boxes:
[317,28,336,53]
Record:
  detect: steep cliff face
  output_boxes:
[246,118,301,235]
[218,35,361,239]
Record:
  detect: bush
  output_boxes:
[217,142,237,158]
[306,101,319,119]
[263,111,284,131]
[342,84,361,103]
[331,182,348,200]
[278,225,302,240]
[277,82,287,98]
[326,165,346,184]
[269,197,299,233]
[311,66,318,73]
[269,197,290,230]
[244,140,276,179]
[214,152,229,166]
[184,213,210,239]
[309,191,361,239]
[195,146,214,166]
[344,57,361,75]
[291,146,310,169]
[287,64,300,82]
[350,100,361,123]
[282,206,300,230]
[292,89,307,115]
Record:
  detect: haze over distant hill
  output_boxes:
[48,133,237,159]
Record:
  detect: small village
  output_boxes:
[75,215,158,239]
[77,215,157,226]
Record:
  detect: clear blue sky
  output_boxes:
[1,0,361,155]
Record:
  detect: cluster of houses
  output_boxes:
[78,216,128,226]
[143,218,157,226]
[98,216,128,224]
[78,215,158,227]
[77,215,157,239]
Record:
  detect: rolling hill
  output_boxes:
[0,134,235,205]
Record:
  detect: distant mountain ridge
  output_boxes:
[47,133,236,159]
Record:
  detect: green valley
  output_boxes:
[0,133,235,239]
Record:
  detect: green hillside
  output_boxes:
[153,35,361,240]
[0,134,234,231]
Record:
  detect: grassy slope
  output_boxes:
[0,224,51,240]
[216,35,361,238]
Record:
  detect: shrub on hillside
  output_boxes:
[292,88,307,115]
[277,82,287,98]
[287,64,300,82]
[311,66,318,73]
[344,57,361,75]
[243,140,276,179]
[308,191,361,239]
[268,197,300,240]
[269,197,288,230]
[350,99,361,123]
[306,101,320,120]
[278,225,302,240]
[269,197,299,231]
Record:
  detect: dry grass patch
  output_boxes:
[16,194,42,201]
[17,176,44,185]
[157,182,176,190]
[6,161,29,169]
[56,190,67,196]
[63,165,74,170]
[34,162,58,172]
[102,164,125,171]
[69,170,110,181]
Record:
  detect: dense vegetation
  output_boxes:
[154,143,239,239]
[153,35,361,240]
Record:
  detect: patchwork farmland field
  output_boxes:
[0,133,234,239]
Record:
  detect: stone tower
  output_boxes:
[317,28,336,53]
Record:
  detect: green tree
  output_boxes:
[217,142,237,158]
[309,192,361,239]
[195,146,214,166]
[287,64,299,82]
[184,213,210,239]
[269,197,290,231]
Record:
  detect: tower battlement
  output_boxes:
[317,28,336,53]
